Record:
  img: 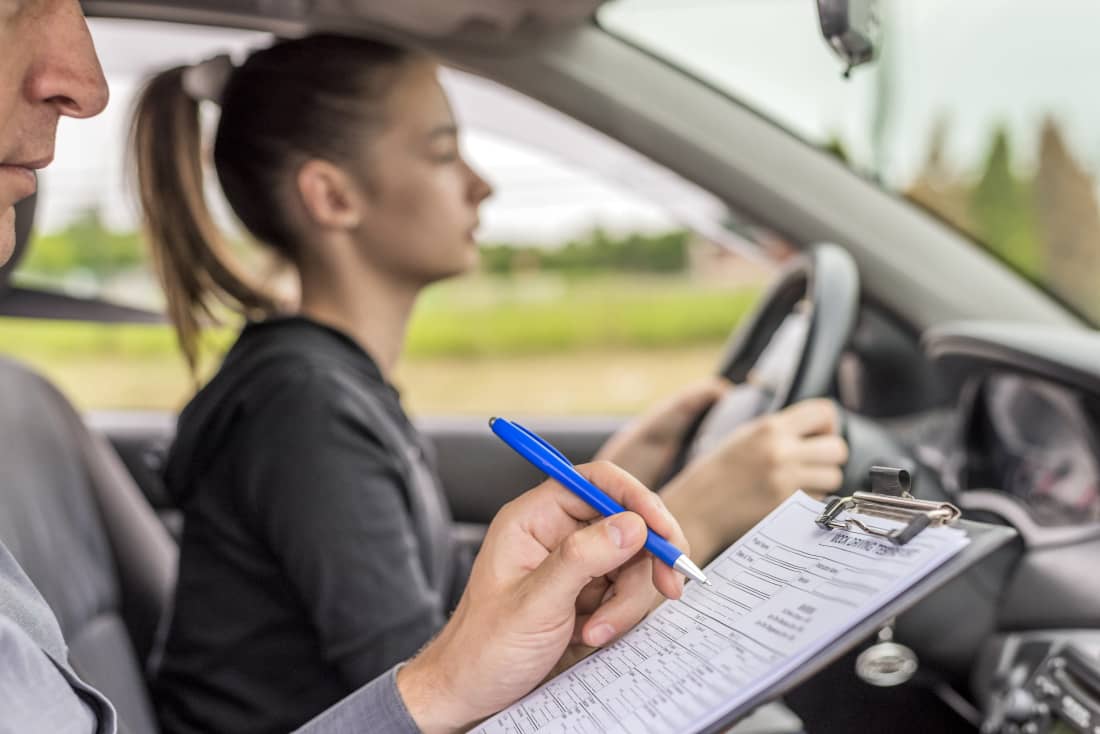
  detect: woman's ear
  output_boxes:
[296,159,365,231]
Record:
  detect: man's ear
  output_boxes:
[296,159,365,230]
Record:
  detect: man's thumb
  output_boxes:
[523,512,648,607]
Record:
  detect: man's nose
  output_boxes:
[26,0,109,120]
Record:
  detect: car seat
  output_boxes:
[0,192,177,734]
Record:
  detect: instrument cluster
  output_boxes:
[962,374,1100,527]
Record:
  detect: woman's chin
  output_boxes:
[423,256,478,286]
[457,244,481,273]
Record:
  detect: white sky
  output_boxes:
[602,0,1100,184]
[40,1,1100,241]
[41,19,685,244]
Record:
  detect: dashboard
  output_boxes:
[903,323,1100,731]
[961,373,1100,528]
[923,322,1100,538]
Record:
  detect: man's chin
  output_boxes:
[0,206,15,267]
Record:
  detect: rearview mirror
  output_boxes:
[816,0,881,76]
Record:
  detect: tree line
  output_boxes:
[22,212,693,281]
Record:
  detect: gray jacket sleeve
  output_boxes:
[294,666,420,734]
[0,540,117,734]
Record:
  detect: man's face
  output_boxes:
[0,0,107,265]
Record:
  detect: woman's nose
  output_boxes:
[469,164,493,204]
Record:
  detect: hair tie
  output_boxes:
[181,54,235,105]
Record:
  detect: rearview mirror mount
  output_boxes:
[816,0,881,77]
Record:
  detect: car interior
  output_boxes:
[3,1,1100,733]
[0,193,176,733]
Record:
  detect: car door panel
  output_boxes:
[418,416,624,525]
[89,411,624,532]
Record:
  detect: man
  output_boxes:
[0,2,691,732]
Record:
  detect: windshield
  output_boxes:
[600,0,1100,324]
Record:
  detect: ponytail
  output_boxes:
[130,66,278,374]
[132,37,415,373]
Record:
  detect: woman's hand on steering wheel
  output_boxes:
[595,376,731,488]
[660,398,849,565]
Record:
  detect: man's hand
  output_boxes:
[397,462,689,733]
[662,398,848,564]
[596,377,729,487]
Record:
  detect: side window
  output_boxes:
[396,70,784,416]
[0,25,783,417]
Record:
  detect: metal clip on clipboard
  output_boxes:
[815,466,962,546]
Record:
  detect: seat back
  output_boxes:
[0,193,177,734]
[0,358,177,733]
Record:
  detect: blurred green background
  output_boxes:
[1,224,763,415]
[7,112,1095,416]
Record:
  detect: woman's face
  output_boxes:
[354,59,492,286]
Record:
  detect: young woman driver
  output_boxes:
[132,35,848,734]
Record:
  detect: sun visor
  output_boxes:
[83,0,605,39]
[310,0,605,37]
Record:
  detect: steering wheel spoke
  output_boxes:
[678,243,861,470]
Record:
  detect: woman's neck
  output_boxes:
[298,266,420,380]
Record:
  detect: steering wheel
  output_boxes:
[680,243,861,464]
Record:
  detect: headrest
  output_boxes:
[0,190,36,295]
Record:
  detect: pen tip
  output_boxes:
[673,556,709,586]
[704,579,713,586]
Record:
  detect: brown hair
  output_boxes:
[131,35,414,371]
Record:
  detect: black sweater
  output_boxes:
[155,317,459,734]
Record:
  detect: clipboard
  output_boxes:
[699,467,1018,734]
[473,467,1018,734]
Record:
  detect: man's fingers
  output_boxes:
[519,512,648,609]
[575,577,611,616]
[774,398,839,437]
[515,461,691,562]
[581,555,664,647]
[572,614,594,645]
[789,434,849,466]
[571,462,690,555]
[503,462,691,613]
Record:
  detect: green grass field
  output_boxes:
[0,274,761,414]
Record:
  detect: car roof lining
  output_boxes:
[83,0,606,43]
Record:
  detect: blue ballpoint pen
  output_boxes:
[490,417,709,585]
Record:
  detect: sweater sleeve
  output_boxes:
[237,367,447,687]
[294,665,420,734]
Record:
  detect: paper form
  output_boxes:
[473,491,970,734]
